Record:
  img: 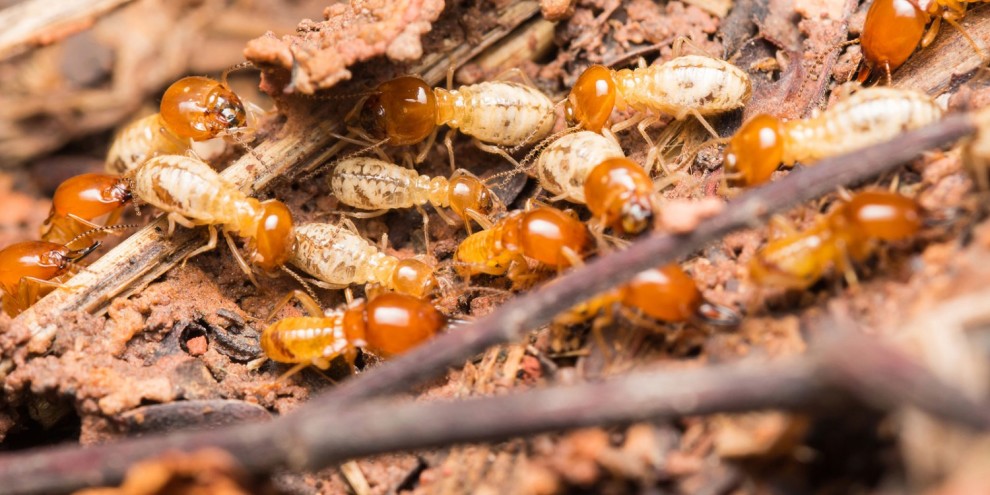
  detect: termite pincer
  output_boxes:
[106,69,262,174]
[564,50,751,150]
[129,155,294,282]
[261,290,445,377]
[454,206,591,283]
[750,191,922,289]
[289,222,438,298]
[328,157,502,231]
[556,264,740,326]
[723,87,943,187]
[857,0,986,83]
[41,173,133,246]
[354,75,556,166]
[0,239,100,317]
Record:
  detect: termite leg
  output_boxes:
[414,204,433,256]
[182,224,219,268]
[166,212,197,236]
[473,138,522,169]
[267,289,325,322]
[222,230,260,288]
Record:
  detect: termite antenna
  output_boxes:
[66,223,140,249]
[603,34,677,68]
[221,61,256,86]
[507,99,566,155]
[519,124,581,171]
[301,136,389,182]
[280,265,319,303]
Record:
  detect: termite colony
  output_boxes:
[4,0,977,407]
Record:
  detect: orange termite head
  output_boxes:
[565,65,616,133]
[448,175,499,221]
[160,76,248,141]
[0,240,99,294]
[838,191,922,241]
[518,207,590,268]
[620,264,702,323]
[52,173,132,220]
[857,0,928,82]
[362,292,446,358]
[250,200,295,272]
[583,157,655,236]
[359,76,437,146]
[391,258,438,299]
[723,114,786,187]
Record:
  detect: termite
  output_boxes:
[556,263,740,326]
[328,157,502,232]
[41,173,134,246]
[129,154,294,283]
[563,45,751,168]
[0,239,100,317]
[750,190,922,289]
[454,205,590,283]
[532,131,657,236]
[260,290,445,378]
[723,87,943,187]
[857,0,987,83]
[351,74,556,167]
[106,65,262,174]
[289,222,438,298]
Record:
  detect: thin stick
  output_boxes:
[0,332,987,494]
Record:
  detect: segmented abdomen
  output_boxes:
[438,82,555,146]
[536,131,625,203]
[261,316,348,364]
[290,223,393,287]
[615,55,751,117]
[132,155,244,226]
[105,114,190,174]
[784,88,942,164]
[330,158,421,210]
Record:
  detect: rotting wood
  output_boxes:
[1,331,987,495]
[0,0,137,60]
[892,4,990,94]
[10,1,542,356]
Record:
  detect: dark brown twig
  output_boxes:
[0,331,987,494]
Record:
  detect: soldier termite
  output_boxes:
[106,64,264,174]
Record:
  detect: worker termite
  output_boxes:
[290,222,438,298]
[260,290,445,378]
[750,191,923,289]
[351,74,556,167]
[556,263,740,327]
[41,173,134,246]
[723,87,943,187]
[129,154,294,283]
[454,205,591,284]
[563,46,751,168]
[531,131,658,236]
[106,65,263,174]
[857,0,987,83]
[328,156,502,233]
[0,239,101,317]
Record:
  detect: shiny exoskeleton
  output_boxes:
[130,155,294,278]
[750,191,923,289]
[0,240,100,317]
[329,157,500,228]
[455,206,590,281]
[723,88,943,187]
[289,222,437,298]
[41,173,133,246]
[558,264,738,325]
[106,75,257,173]
[358,75,556,148]
[261,290,445,373]
[564,56,752,133]
[857,0,986,82]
